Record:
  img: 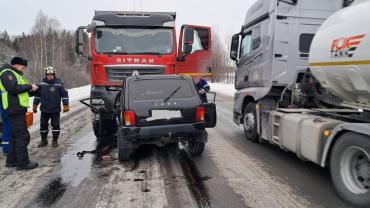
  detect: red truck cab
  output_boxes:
[75,11,212,140]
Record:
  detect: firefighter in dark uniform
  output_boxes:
[1,57,39,170]
[33,67,69,148]
[195,77,210,103]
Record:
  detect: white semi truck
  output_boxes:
[230,0,370,207]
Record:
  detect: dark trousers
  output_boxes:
[6,113,30,166]
[40,112,60,140]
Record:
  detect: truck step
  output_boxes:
[272,136,280,143]
[273,123,280,127]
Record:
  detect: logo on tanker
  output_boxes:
[330,34,366,58]
[116,58,155,64]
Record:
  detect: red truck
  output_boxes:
[75,11,212,141]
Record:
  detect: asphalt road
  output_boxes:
[0,93,352,208]
[198,93,351,208]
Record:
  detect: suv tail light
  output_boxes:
[196,106,205,122]
[124,111,136,126]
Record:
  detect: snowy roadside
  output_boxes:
[209,82,235,97]
[65,85,91,103]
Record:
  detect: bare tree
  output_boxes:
[0,30,16,65]
[12,10,89,88]
[211,28,235,83]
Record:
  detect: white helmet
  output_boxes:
[44,66,56,75]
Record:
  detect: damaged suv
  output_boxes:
[117,75,217,161]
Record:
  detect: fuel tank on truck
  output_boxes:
[309,0,370,107]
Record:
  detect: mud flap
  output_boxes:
[204,103,217,128]
[117,128,134,161]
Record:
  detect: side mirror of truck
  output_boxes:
[182,27,194,55]
[230,34,240,61]
[75,27,85,55]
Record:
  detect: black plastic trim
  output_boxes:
[242,12,270,32]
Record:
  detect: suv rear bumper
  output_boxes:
[118,123,207,147]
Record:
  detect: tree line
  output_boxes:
[0,11,89,88]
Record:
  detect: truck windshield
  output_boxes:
[132,79,194,100]
[94,27,174,55]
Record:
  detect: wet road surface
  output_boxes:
[0,93,352,208]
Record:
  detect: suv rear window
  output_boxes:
[131,78,194,100]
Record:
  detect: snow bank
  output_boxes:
[67,85,91,103]
[209,82,235,97]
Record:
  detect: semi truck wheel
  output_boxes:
[330,132,370,207]
[188,131,207,156]
[243,103,259,142]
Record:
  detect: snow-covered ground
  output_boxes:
[209,82,235,97]
[67,85,91,103]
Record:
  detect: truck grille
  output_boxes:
[105,65,165,81]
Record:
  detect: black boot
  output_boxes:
[38,139,47,147]
[52,136,58,148]
[38,135,48,147]
[17,161,39,171]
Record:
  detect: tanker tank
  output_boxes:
[309,0,370,107]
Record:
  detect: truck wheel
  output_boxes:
[330,132,370,207]
[243,103,258,142]
[188,132,207,156]
[118,138,133,161]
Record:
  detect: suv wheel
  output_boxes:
[243,102,259,142]
[188,131,207,155]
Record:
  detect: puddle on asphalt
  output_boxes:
[58,131,96,187]
[26,131,105,208]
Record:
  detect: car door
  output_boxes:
[204,102,217,128]
[175,25,212,77]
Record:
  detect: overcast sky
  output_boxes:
[0,0,257,41]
